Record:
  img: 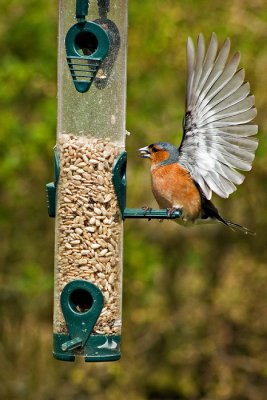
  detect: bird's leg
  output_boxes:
[167,207,182,217]
[142,206,153,220]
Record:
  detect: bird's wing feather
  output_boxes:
[179,33,258,199]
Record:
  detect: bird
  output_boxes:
[138,33,258,235]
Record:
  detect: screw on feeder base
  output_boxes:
[61,337,83,352]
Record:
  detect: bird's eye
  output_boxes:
[152,146,160,153]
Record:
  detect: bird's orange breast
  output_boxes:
[151,163,202,222]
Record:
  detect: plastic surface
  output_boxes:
[76,0,89,22]
[65,21,110,93]
[53,333,121,361]
[52,0,127,361]
[123,208,182,219]
[112,151,127,214]
[58,0,127,141]
[46,148,60,217]
[60,280,104,350]
[53,279,121,361]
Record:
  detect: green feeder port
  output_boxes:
[65,0,110,93]
[53,279,120,361]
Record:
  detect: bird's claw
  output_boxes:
[167,207,181,217]
[142,206,152,220]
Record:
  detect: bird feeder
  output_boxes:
[47,0,127,362]
[47,0,180,362]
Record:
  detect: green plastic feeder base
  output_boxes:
[53,280,120,362]
[53,333,121,362]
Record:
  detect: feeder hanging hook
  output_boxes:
[76,0,90,24]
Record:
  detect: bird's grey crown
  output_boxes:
[150,142,180,164]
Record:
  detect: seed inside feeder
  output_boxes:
[54,133,123,335]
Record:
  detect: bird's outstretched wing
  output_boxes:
[178,33,258,200]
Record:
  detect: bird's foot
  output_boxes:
[142,206,153,220]
[167,207,182,217]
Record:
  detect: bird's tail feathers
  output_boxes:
[201,197,255,235]
[221,218,256,236]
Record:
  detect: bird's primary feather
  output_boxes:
[179,33,258,200]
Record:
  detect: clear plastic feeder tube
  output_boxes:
[53,0,127,361]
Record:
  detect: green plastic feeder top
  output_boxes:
[65,20,110,93]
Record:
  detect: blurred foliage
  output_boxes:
[1,0,267,399]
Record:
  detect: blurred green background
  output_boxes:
[1,0,267,399]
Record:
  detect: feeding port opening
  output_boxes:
[70,288,94,313]
[75,31,98,56]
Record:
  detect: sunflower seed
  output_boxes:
[54,134,123,336]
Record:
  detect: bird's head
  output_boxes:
[138,142,179,166]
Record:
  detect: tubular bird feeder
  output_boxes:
[47,0,180,362]
[47,0,127,362]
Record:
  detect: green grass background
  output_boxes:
[1,1,267,399]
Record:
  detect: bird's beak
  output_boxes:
[138,146,151,158]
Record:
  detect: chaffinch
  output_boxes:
[139,33,258,234]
